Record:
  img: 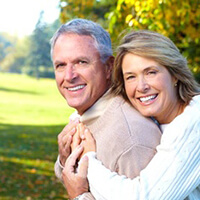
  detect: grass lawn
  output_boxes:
[0,73,74,200]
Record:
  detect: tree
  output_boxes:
[0,33,28,73]
[0,34,12,63]
[0,37,29,73]
[105,0,200,81]
[59,0,115,28]
[28,12,61,79]
[59,0,200,82]
[28,11,51,78]
[0,18,60,77]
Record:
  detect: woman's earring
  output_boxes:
[174,83,177,87]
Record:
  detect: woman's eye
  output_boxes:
[126,75,135,80]
[147,70,157,75]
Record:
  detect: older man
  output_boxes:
[50,19,161,199]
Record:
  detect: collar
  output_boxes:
[69,89,114,125]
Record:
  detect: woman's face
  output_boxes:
[122,53,179,124]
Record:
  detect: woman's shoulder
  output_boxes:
[162,95,200,141]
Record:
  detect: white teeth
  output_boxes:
[140,95,156,102]
[67,85,85,91]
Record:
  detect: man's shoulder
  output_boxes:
[108,95,155,124]
[104,95,161,144]
[89,95,161,144]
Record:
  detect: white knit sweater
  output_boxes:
[86,95,200,200]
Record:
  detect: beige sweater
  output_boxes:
[55,95,161,199]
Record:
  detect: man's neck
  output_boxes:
[76,89,113,125]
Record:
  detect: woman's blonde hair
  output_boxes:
[112,30,200,104]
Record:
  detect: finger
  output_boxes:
[65,145,84,170]
[58,125,74,144]
[70,117,80,123]
[62,120,79,136]
[72,126,82,149]
[83,128,94,142]
[81,129,96,153]
[78,156,89,178]
[80,126,87,140]
[64,135,72,153]
[68,127,77,136]
[62,127,76,143]
[79,123,85,135]
[80,133,85,140]
[60,127,76,150]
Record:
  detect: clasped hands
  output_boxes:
[58,119,96,198]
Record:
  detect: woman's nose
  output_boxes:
[136,77,150,92]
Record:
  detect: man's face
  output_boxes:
[52,34,112,115]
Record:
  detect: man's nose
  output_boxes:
[64,65,77,82]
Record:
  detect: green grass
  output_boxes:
[0,73,74,200]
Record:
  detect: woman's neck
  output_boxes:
[157,102,186,124]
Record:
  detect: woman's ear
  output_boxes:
[173,77,178,87]
[105,56,115,79]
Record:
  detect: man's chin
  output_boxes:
[67,101,84,112]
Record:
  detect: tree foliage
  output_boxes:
[0,13,61,78]
[59,0,200,81]
[0,33,13,63]
[59,0,115,28]
[1,37,29,73]
[28,11,54,79]
[0,33,28,73]
[107,0,200,77]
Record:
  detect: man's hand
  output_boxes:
[62,145,89,199]
[58,119,79,166]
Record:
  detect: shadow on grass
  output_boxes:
[0,87,39,95]
[0,123,69,200]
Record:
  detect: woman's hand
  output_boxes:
[80,127,96,155]
[71,123,96,159]
[71,123,83,152]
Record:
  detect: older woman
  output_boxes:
[63,30,200,200]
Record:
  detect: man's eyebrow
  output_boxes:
[75,56,90,61]
[53,60,65,65]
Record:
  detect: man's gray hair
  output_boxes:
[50,18,113,63]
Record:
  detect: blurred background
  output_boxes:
[0,0,200,199]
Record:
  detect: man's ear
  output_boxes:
[105,56,115,79]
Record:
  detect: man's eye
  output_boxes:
[75,60,89,68]
[78,60,88,65]
[55,63,65,71]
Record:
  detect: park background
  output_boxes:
[0,0,200,199]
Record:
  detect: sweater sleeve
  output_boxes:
[87,124,200,200]
[79,192,96,200]
[55,155,97,199]
[54,155,64,182]
[116,145,157,179]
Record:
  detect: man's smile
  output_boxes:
[65,84,86,91]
